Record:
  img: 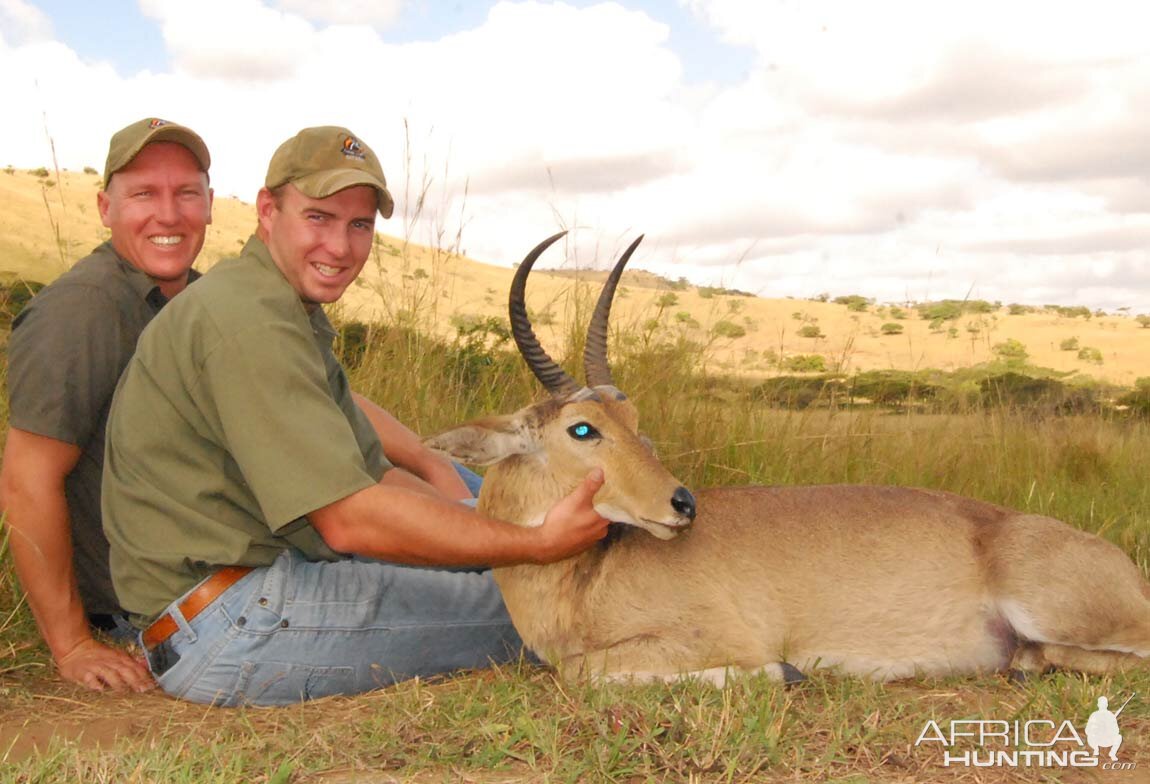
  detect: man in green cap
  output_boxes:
[0,117,213,693]
[102,126,610,706]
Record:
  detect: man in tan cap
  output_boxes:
[0,118,213,693]
[102,126,609,705]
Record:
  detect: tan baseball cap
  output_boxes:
[103,117,211,188]
[264,126,395,219]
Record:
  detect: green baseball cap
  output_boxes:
[264,126,395,219]
[103,117,210,189]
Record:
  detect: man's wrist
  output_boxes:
[50,629,98,665]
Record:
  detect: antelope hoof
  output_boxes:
[1007,668,1029,685]
[780,662,806,686]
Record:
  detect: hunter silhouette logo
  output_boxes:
[1086,694,1133,761]
[341,135,365,160]
[915,693,1138,770]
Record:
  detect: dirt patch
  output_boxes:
[1,673,211,763]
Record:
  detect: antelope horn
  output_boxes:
[584,235,643,389]
[510,231,582,397]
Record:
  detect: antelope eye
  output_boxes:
[567,422,601,441]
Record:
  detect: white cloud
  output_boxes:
[139,0,318,80]
[0,0,52,45]
[276,0,403,28]
[3,0,1149,311]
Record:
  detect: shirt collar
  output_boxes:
[102,241,201,307]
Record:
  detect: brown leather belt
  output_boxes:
[142,566,254,651]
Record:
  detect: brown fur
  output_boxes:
[427,394,1150,684]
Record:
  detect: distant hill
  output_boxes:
[2,167,1148,386]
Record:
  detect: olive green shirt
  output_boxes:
[103,235,391,623]
[5,242,199,615]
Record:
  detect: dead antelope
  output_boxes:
[426,231,1150,685]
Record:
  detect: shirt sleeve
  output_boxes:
[195,317,383,531]
[6,284,130,446]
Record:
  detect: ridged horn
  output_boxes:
[510,231,582,397]
[584,235,643,388]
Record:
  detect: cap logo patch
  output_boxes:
[148,118,170,129]
[342,135,366,160]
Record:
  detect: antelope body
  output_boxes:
[427,233,1150,684]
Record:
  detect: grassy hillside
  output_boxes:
[4,168,1150,781]
[3,167,1148,386]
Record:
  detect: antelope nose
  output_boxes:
[671,487,697,520]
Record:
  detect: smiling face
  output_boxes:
[97,141,213,299]
[257,183,377,306]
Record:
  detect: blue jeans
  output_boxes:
[454,463,483,497]
[142,463,524,706]
[143,549,524,706]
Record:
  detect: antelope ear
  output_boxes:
[424,413,540,466]
[639,433,658,457]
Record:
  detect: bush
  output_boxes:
[833,294,870,312]
[888,306,907,320]
[1136,314,1150,329]
[797,324,824,339]
[917,300,963,321]
[30,166,50,178]
[916,299,994,321]
[1007,303,1030,315]
[83,166,98,175]
[449,313,511,345]
[880,323,904,336]
[528,306,556,326]
[1077,347,1103,364]
[850,370,939,406]
[1118,385,1150,418]
[0,278,46,327]
[992,338,1028,363]
[978,372,1100,415]
[780,354,827,372]
[1059,337,1080,351]
[711,320,746,339]
[1047,305,1092,319]
[751,374,835,408]
[335,320,372,367]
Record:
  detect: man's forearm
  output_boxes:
[352,392,472,499]
[2,486,94,659]
[311,483,543,567]
[310,470,609,568]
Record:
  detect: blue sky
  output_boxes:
[29,0,753,84]
[30,0,167,73]
[2,0,1148,315]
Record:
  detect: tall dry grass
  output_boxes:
[2,140,1150,781]
[336,256,1150,575]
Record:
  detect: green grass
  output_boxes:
[3,266,1150,781]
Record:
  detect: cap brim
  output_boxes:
[292,169,395,219]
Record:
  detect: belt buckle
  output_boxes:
[146,638,180,678]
